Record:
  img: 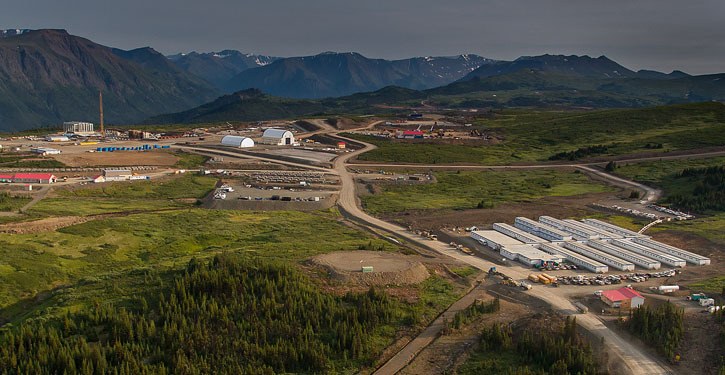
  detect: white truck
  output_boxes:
[699,298,715,307]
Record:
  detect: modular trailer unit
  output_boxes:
[564,219,624,239]
[500,244,563,266]
[470,230,525,250]
[563,242,636,271]
[586,239,661,269]
[582,218,644,238]
[632,238,710,265]
[539,216,599,240]
[492,223,548,244]
[514,217,573,241]
[610,239,687,267]
[537,243,608,273]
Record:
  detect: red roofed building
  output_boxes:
[601,287,645,309]
[0,174,13,183]
[11,173,57,184]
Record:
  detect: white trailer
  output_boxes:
[582,218,645,238]
[540,216,599,240]
[563,242,635,271]
[632,237,710,265]
[586,239,661,269]
[514,217,573,241]
[610,239,686,267]
[538,243,609,273]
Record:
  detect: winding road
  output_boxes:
[331,133,673,375]
[176,121,701,374]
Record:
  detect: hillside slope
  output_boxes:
[0,29,219,131]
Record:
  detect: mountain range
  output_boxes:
[220,52,494,98]
[1,29,724,131]
[0,29,219,132]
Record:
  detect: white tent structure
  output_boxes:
[220,135,255,148]
[261,128,294,145]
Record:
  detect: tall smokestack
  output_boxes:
[99,90,104,137]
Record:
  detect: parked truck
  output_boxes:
[699,298,715,307]
[528,274,540,283]
[687,293,707,301]
[538,275,552,284]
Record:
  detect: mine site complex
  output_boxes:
[1,113,724,375]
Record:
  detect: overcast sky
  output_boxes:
[3,0,724,74]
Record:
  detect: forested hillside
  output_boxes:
[0,255,410,374]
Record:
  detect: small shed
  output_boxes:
[261,128,294,145]
[601,287,645,309]
[220,135,255,148]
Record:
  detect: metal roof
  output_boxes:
[262,128,292,138]
[601,287,644,301]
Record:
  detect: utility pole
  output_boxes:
[99,90,104,138]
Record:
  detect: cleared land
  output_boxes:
[53,150,179,167]
[311,250,430,286]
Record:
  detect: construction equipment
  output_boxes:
[687,293,707,301]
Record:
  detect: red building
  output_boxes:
[2,173,57,184]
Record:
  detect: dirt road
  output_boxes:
[373,278,486,375]
[332,132,673,375]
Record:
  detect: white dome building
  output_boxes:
[261,128,294,146]
[220,135,255,148]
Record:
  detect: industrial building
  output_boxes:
[471,230,525,250]
[220,135,255,148]
[45,135,70,142]
[500,244,563,266]
[103,169,133,181]
[63,121,94,135]
[261,128,295,145]
[31,147,61,155]
[1,173,57,184]
[601,287,645,309]
[515,217,573,241]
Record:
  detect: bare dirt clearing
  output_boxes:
[310,251,430,286]
[53,152,178,167]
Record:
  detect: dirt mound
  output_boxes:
[310,251,430,286]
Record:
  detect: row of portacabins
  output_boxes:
[95,144,171,152]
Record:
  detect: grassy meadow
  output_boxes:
[362,169,611,214]
[350,102,725,165]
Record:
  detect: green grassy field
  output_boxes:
[350,103,725,165]
[0,193,30,212]
[0,209,405,322]
[362,169,611,214]
[172,151,210,169]
[614,157,725,196]
[0,154,66,168]
[28,174,217,216]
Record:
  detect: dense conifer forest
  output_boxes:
[458,316,599,375]
[626,302,684,360]
[667,166,725,212]
[0,255,409,374]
